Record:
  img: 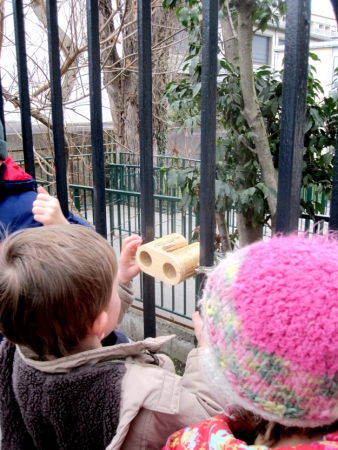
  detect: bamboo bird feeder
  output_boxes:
[136,233,200,285]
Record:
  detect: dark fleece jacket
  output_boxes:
[0,340,126,450]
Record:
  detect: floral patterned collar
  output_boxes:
[163,415,338,450]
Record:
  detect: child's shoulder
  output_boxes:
[16,336,175,374]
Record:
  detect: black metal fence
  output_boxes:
[2,0,338,337]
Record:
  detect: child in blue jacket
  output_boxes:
[0,121,90,241]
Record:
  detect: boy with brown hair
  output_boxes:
[0,225,222,450]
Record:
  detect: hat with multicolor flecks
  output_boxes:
[200,235,338,427]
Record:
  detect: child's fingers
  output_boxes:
[34,194,54,204]
[33,214,47,222]
[33,198,50,208]
[122,235,142,246]
[32,206,47,215]
[37,186,49,195]
[127,238,143,251]
[122,241,143,259]
[121,235,143,251]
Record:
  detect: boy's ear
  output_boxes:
[91,311,108,341]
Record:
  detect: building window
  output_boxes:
[278,38,285,46]
[253,35,270,65]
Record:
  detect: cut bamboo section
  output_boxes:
[136,233,200,285]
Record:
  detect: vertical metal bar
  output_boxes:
[12,0,35,177]
[166,199,169,234]
[109,192,114,240]
[329,132,338,230]
[329,0,338,230]
[182,210,186,237]
[331,1,338,26]
[45,0,68,215]
[137,195,141,234]
[138,0,155,338]
[84,191,88,219]
[305,188,312,231]
[0,73,7,167]
[74,187,80,211]
[0,74,6,141]
[128,196,131,233]
[199,0,219,287]
[121,165,125,190]
[160,170,164,195]
[86,0,107,238]
[128,166,131,190]
[276,0,311,233]
[171,200,174,232]
[114,165,118,189]
[117,195,122,247]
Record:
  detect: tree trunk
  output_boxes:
[100,0,175,155]
[220,0,238,61]
[220,3,263,246]
[151,5,175,154]
[99,0,138,153]
[237,213,262,246]
[233,0,278,230]
[216,209,232,252]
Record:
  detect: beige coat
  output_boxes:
[16,282,224,450]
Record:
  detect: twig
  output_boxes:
[226,0,237,38]
[230,126,257,154]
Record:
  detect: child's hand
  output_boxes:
[192,311,208,348]
[32,186,69,226]
[118,235,143,285]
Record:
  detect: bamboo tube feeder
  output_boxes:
[136,233,200,285]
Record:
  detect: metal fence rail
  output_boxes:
[70,183,198,322]
[63,180,329,322]
[13,152,331,321]
[16,150,328,320]
[16,152,330,217]
[15,152,196,198]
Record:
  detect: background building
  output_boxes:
[255,3,338,96]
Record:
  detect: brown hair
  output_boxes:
[0,225,117,358]
[231,408,338,446]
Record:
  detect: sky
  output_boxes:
[311,0,335,17]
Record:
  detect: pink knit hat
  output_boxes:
[200,235,338,427]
